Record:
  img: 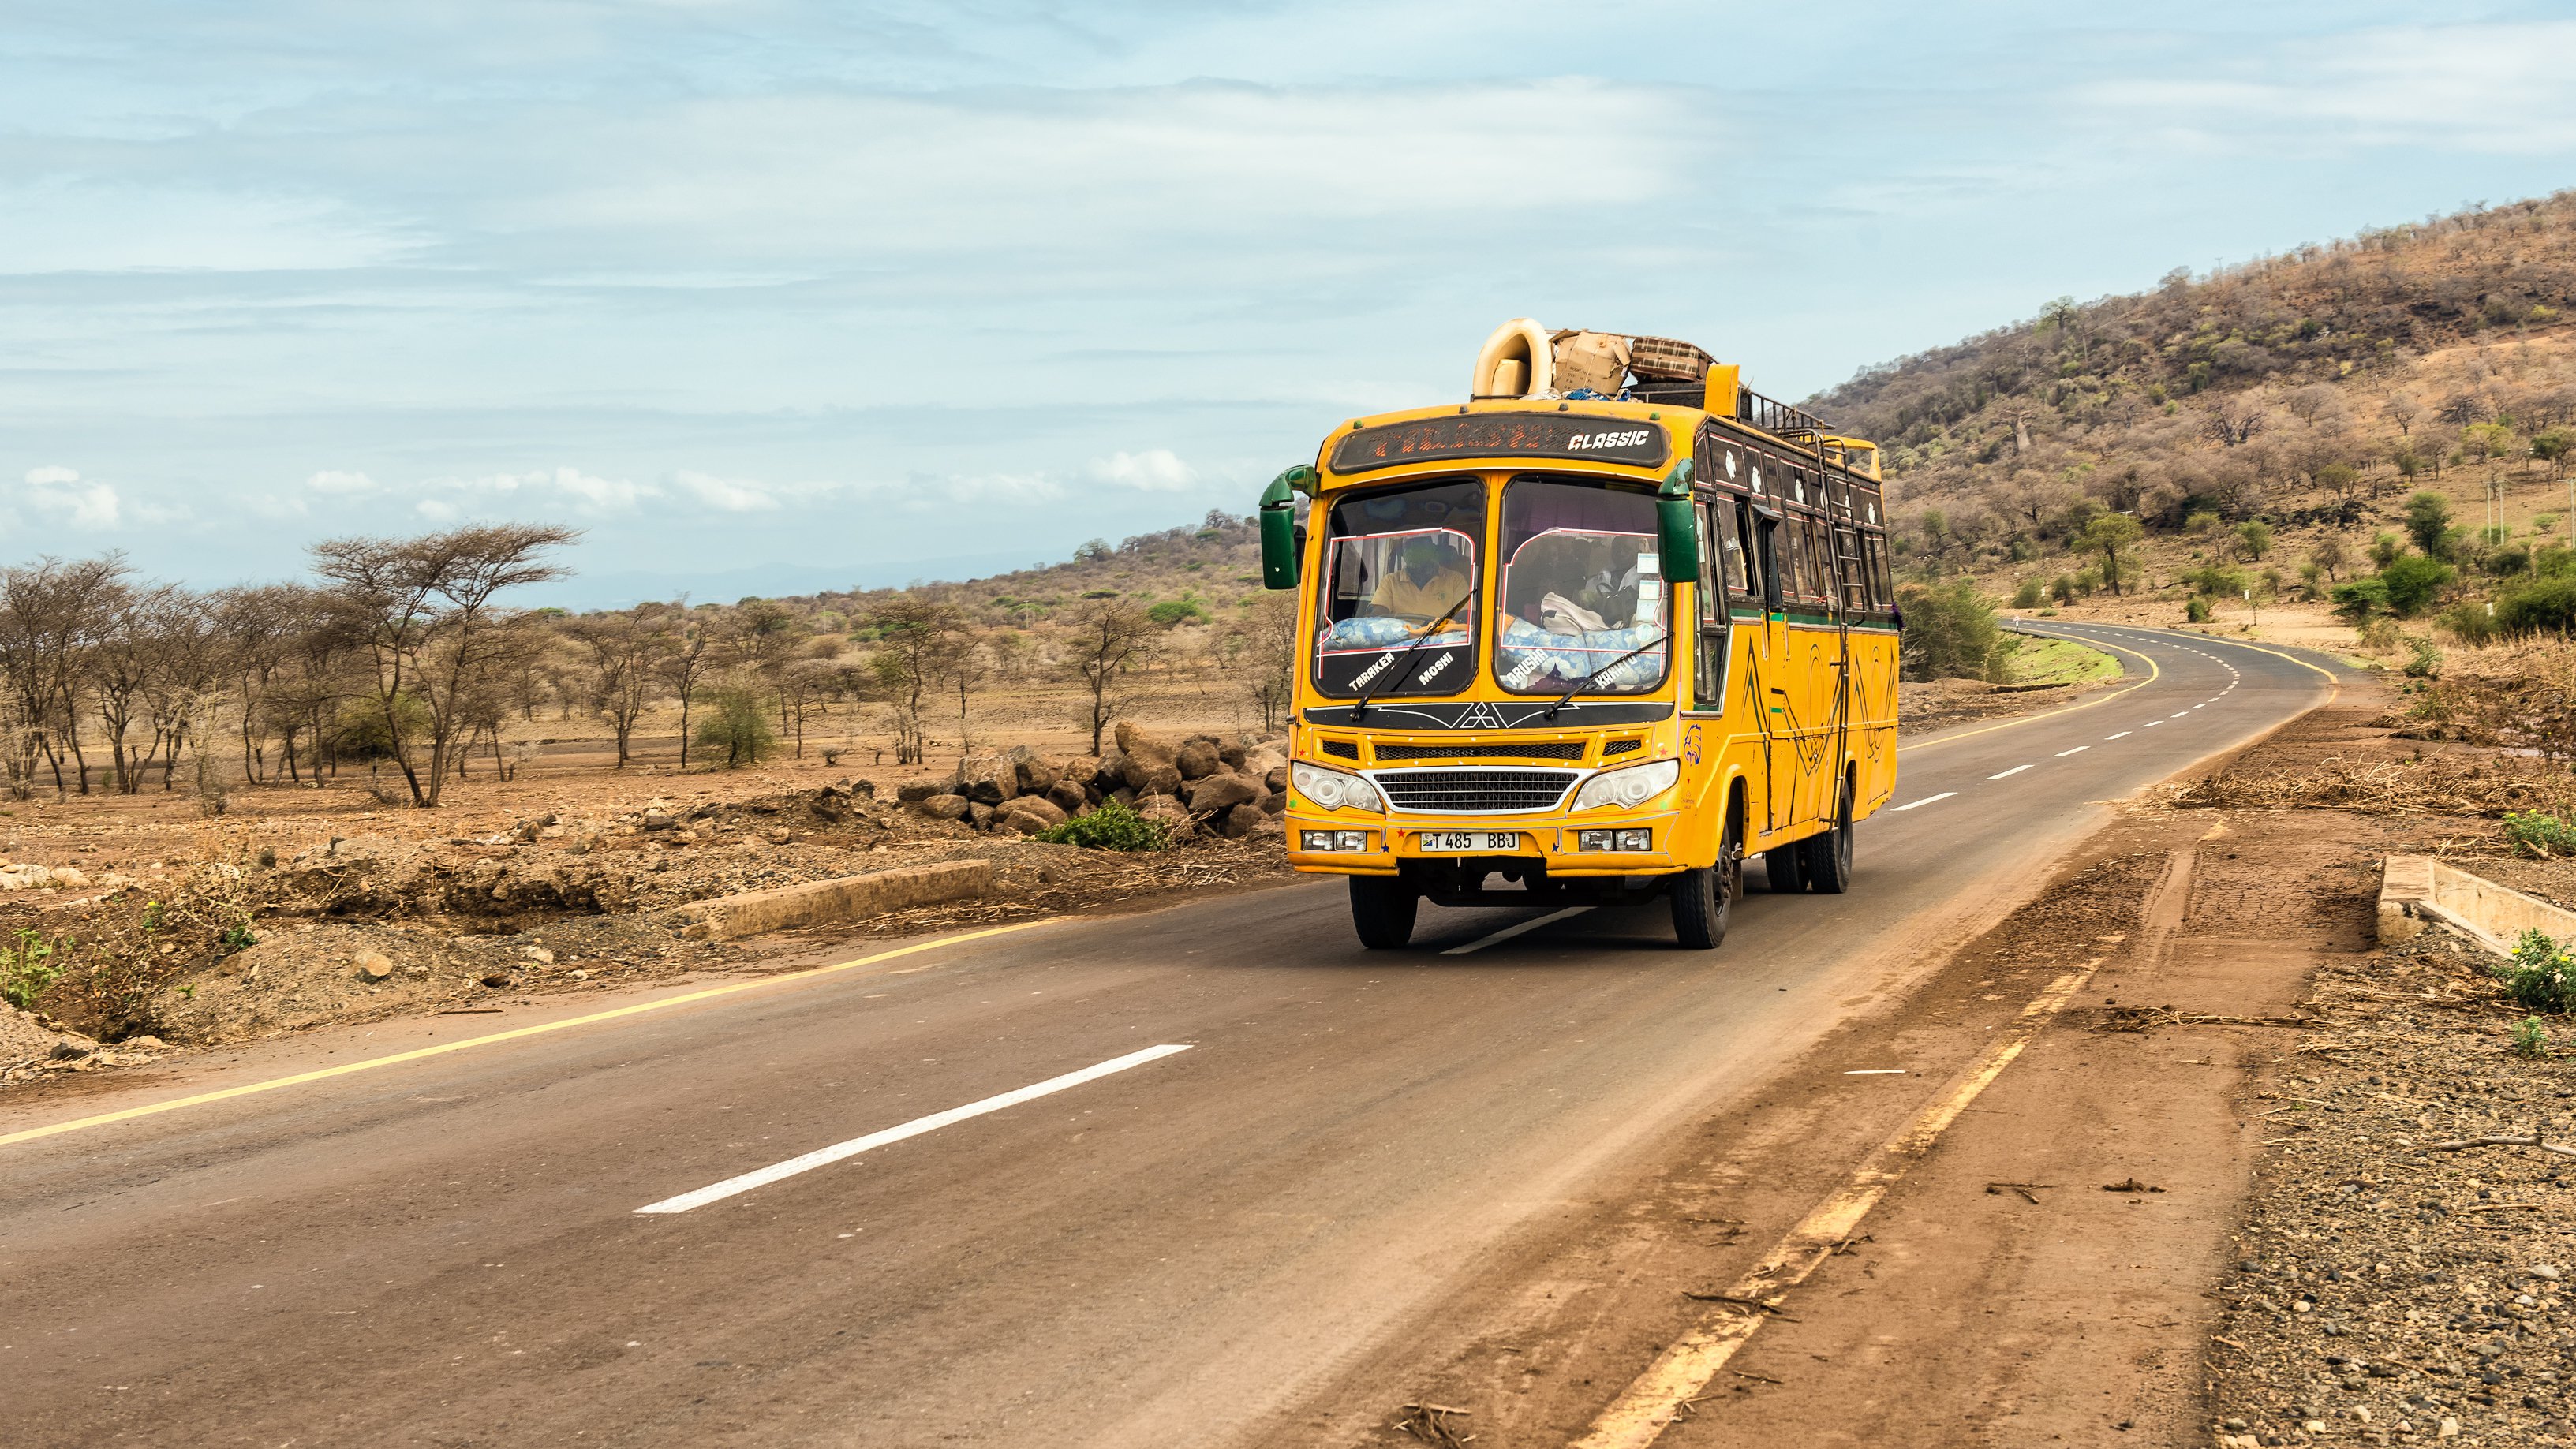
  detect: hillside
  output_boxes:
[1798,192,2576,655]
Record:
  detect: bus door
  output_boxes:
[1750,503,1795,838]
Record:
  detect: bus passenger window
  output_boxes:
[1836,527,1867,611]
[1706,502,1750,599]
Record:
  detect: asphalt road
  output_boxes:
[0,623,2342,1448]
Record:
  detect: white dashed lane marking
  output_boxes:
[1892,792,1957,812]
[2106,731,2131,739]
[1987,765,2032,779]
[2054,746,2088,757]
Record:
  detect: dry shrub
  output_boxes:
[39,845,260,1040]
[2399,637,2576,760]
[2173,753,2576,817]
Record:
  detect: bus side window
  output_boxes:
[1864,532,1894,607]
[1836,526,1867,612]
[1753,510,1782,612]
[1696,500,1733,709]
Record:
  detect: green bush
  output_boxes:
[1146,598,1212,627]
[2,929,62,1010]
[2185,596,2211,623]
[2329,576,2389,622]
[2513,1016,2551,1059]
[2499,928,2576,1014]
[2405,492,2454,555]
[2437,601,2499,645]
[2402,637,2443,678]
[2011,577,2044,609]
[2048,573,2078,605]
[2505,812,2576,858]
[692,686,779,768]
[1896,578,2006,682]
[2497,577,2576,636]
[332,692,433,761]
[2379,555,2455,617]
[1034,799,1169,851]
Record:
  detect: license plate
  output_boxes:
[1419,831,1520,853]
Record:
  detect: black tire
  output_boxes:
[1672,816,1742,950]
[1800,779,1856,895]
[1349,876,1419,950]
[1763,844,1807,893]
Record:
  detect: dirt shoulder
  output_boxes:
[1291,661,2576,1448]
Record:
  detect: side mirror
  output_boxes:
[1259,465,1315,589]
[1655,462,1700,585]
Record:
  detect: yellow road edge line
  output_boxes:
[1894,627,2159,755]
[0,918,1055,1151]
[1569,952,2112,1449]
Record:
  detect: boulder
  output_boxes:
[807,786,854,823]
[1109,786,1138,809]
[1135,794,1197,841]
[1115,722,1176,772]
[1262,763,1289,794]
[999,798,1069,835]
[1219,740,1248,769]
[1008,746,1060,796]
[1246,746,1287,779]
[1045,780,1089,816]
[1135,763,1183,797]
[1260,790,1286,816]
[1176,740,1222,780]
[1090,750,1127,789]
[955,752,1019,805]
[921,794,972,822]
[1186,773,1260,814]
[354,952,394,982]
[895,780,945,805]
[967,801,996,831]
[1221,803,1269,838]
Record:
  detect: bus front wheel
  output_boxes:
[1673,826,1740,950]
[1349,876,1419,950]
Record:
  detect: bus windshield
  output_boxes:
[1493,476,1669,695]
[1311,476,1484,696]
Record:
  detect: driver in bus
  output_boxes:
[1367,537,1473,636]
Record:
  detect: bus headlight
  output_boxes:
[1572,758,1679,812]
[1292,761,1383,812]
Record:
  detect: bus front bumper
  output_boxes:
[1283,809,1686,879]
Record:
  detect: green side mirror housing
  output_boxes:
[1656,461,1700,585]
[1259,465,1314,590]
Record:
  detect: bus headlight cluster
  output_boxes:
[1292,760,1382,812]
[1576,829,1654,853]
[1571,758,1678,812]
[1299,830,1376,853]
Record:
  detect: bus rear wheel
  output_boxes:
[1349,876,1419,950]
[1763,844,1808,893]
[1800,781,1856,894]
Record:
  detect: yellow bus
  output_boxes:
[1258,320,1901,950]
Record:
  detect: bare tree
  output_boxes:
[567,604,676,767]
[656,603,717,769]
[863,599,964,766]
[1061,596,1157,755]
[1234,591,1298,734]
[309,524,577,807]
[0,555,129,797]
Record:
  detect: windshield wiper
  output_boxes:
[1542,633,1669,720]
[1350,590,1473,720]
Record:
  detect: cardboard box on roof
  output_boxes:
[1549,330,1632,395]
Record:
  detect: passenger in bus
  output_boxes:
[1364,538,1474,634]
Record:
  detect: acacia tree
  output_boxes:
[567,604,676,767]
[310,524,577,807]
[864,598,964,765]
[0,555,128,797]
[656,603,717,768]
[2078,513,2144,596]
[1061,596,1157,755]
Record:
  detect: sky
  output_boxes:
[5,2,2574,607]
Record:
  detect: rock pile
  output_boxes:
[909,726,1290,841]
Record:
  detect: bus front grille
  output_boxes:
[1374,741,1586,763]
[1373,769,1579,814]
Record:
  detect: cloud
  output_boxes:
[19,465,122,528]
[1087,449,1199,492]
[306,469,379,495]
[673,470,780,511]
